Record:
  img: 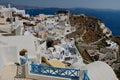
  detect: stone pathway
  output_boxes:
[0,64,17,80]
[0,64,35,80]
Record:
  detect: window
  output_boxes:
[67,30,69,32]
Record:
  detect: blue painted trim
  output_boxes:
[30,62,80,80]
[83,70,90,80]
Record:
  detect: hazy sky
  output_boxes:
[1,0,120,9]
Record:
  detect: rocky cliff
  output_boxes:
[68,13,120,74]
[68,14,112,43]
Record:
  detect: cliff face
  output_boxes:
[69,14,112,43]
[69,14,120,71]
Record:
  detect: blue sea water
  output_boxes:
[25,8,120,36]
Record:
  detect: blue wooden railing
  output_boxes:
[83,70,90,80]
[30,62,80,80]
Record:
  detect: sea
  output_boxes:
[25,8,120,36]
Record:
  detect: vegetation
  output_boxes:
[114,69,120,80]
[75,42,94,63]
[6,18,12,23]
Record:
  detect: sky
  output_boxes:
[0,0,120,9]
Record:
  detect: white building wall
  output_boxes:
[0,45,19,76]
[1,9,12,19]
[0,53,4,75]
[0,46,19,65]
[15,10,25,15]
[86,61,118,80]
[0,36,37,59]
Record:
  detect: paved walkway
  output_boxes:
[0,64,17,80]
[0,64,34,80]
